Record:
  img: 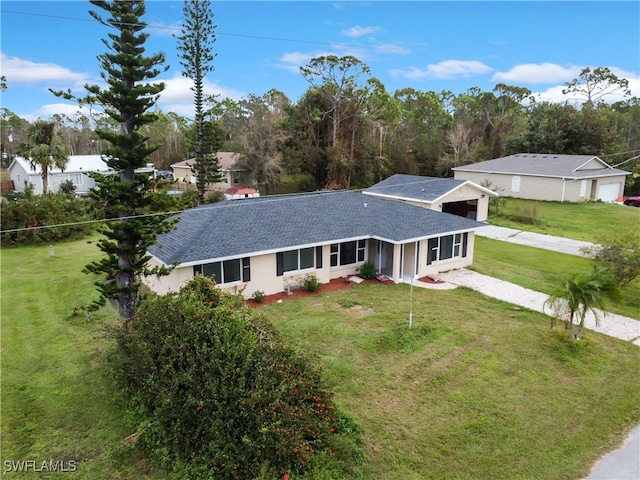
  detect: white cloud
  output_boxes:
[375,43,411,55]
[1,52,88,87]
[492,63,579,84]
[156,74,245,117]
[391,60,493,80]
[342,25,380,38]
[147,20,182,38]
[529,67,640,105]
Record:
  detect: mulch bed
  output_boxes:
[246,276,393,307]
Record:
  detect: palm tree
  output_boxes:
[545,269,621,340]
[19,120,68,195]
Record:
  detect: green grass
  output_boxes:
[1,236,163,479]
[490,198,640,242]
[472,237,640,319]
[2,237,639,479]
[263,285,640,479]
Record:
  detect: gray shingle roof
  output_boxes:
[149,190,485,265]
[452,153,630,179]
[362,174,495,202]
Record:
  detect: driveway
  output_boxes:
[476,225,595,257]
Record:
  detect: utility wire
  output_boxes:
[1,9,357,48]
[0,190,349,235]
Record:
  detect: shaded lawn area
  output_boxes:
[261,284,640,479]
[489,197,640,242]
[1,237,163,479]
[472,236,640,319]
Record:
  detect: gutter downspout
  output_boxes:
[561,178,566,203]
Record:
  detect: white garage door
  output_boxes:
[597,182,621,202]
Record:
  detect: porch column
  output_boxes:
[392,243,402,283]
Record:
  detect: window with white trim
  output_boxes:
[194,258,250,285]
[330,240,366,267]
[579,180,587,198]
[276,247,323,276]
[427,233,468,264]
[69,173,83,185]
[511,176,521,193]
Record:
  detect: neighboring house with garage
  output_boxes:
[452,153,630,203]
[171,152,243,190]
[144,190,487,298]
[362,174,497,222]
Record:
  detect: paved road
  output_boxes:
[419,226,640,480]
[584,427,640,480]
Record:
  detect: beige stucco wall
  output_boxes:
[172,165,194,184]
[143,256,194,295]
[145,233,478,298]
[397,184,491,221]
[454,171,626,202]
[390,233,476,280]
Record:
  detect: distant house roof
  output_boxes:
[149,190,485,266]
[452,153,630,179]
[171,152,241,170]
[225,186,258,195]
[9,155,113,175]
[362,174,497,203]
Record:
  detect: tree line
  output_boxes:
[2,61,639,194]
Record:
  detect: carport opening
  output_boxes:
[442,200,478,219]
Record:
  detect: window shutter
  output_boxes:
[193,265,202,276]
[316,246,323,269]
[242,257,251,282]
[276,252,284,276]
[462,232,469,257]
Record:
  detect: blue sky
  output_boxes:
[1,1,639,122]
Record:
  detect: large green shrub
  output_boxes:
[0,192,98,245]
[113,276,362,479]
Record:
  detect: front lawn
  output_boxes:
[489,197,640,242]
[262,284,640,479]
[0,237,163,479]
[2,237,639,479]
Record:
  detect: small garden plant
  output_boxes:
[251,289,266,303]
[303,275,322,292]
[358,261,377,280]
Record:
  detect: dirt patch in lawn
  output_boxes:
[246,276,393,307]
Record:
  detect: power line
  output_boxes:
[0,190,350,235]
[1,9,356,48]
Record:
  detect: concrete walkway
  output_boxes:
[433,268,640,345]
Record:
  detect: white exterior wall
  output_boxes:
[9,161,33,192]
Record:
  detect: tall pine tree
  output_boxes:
[79,0,173,320]
[176,0,222,205]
